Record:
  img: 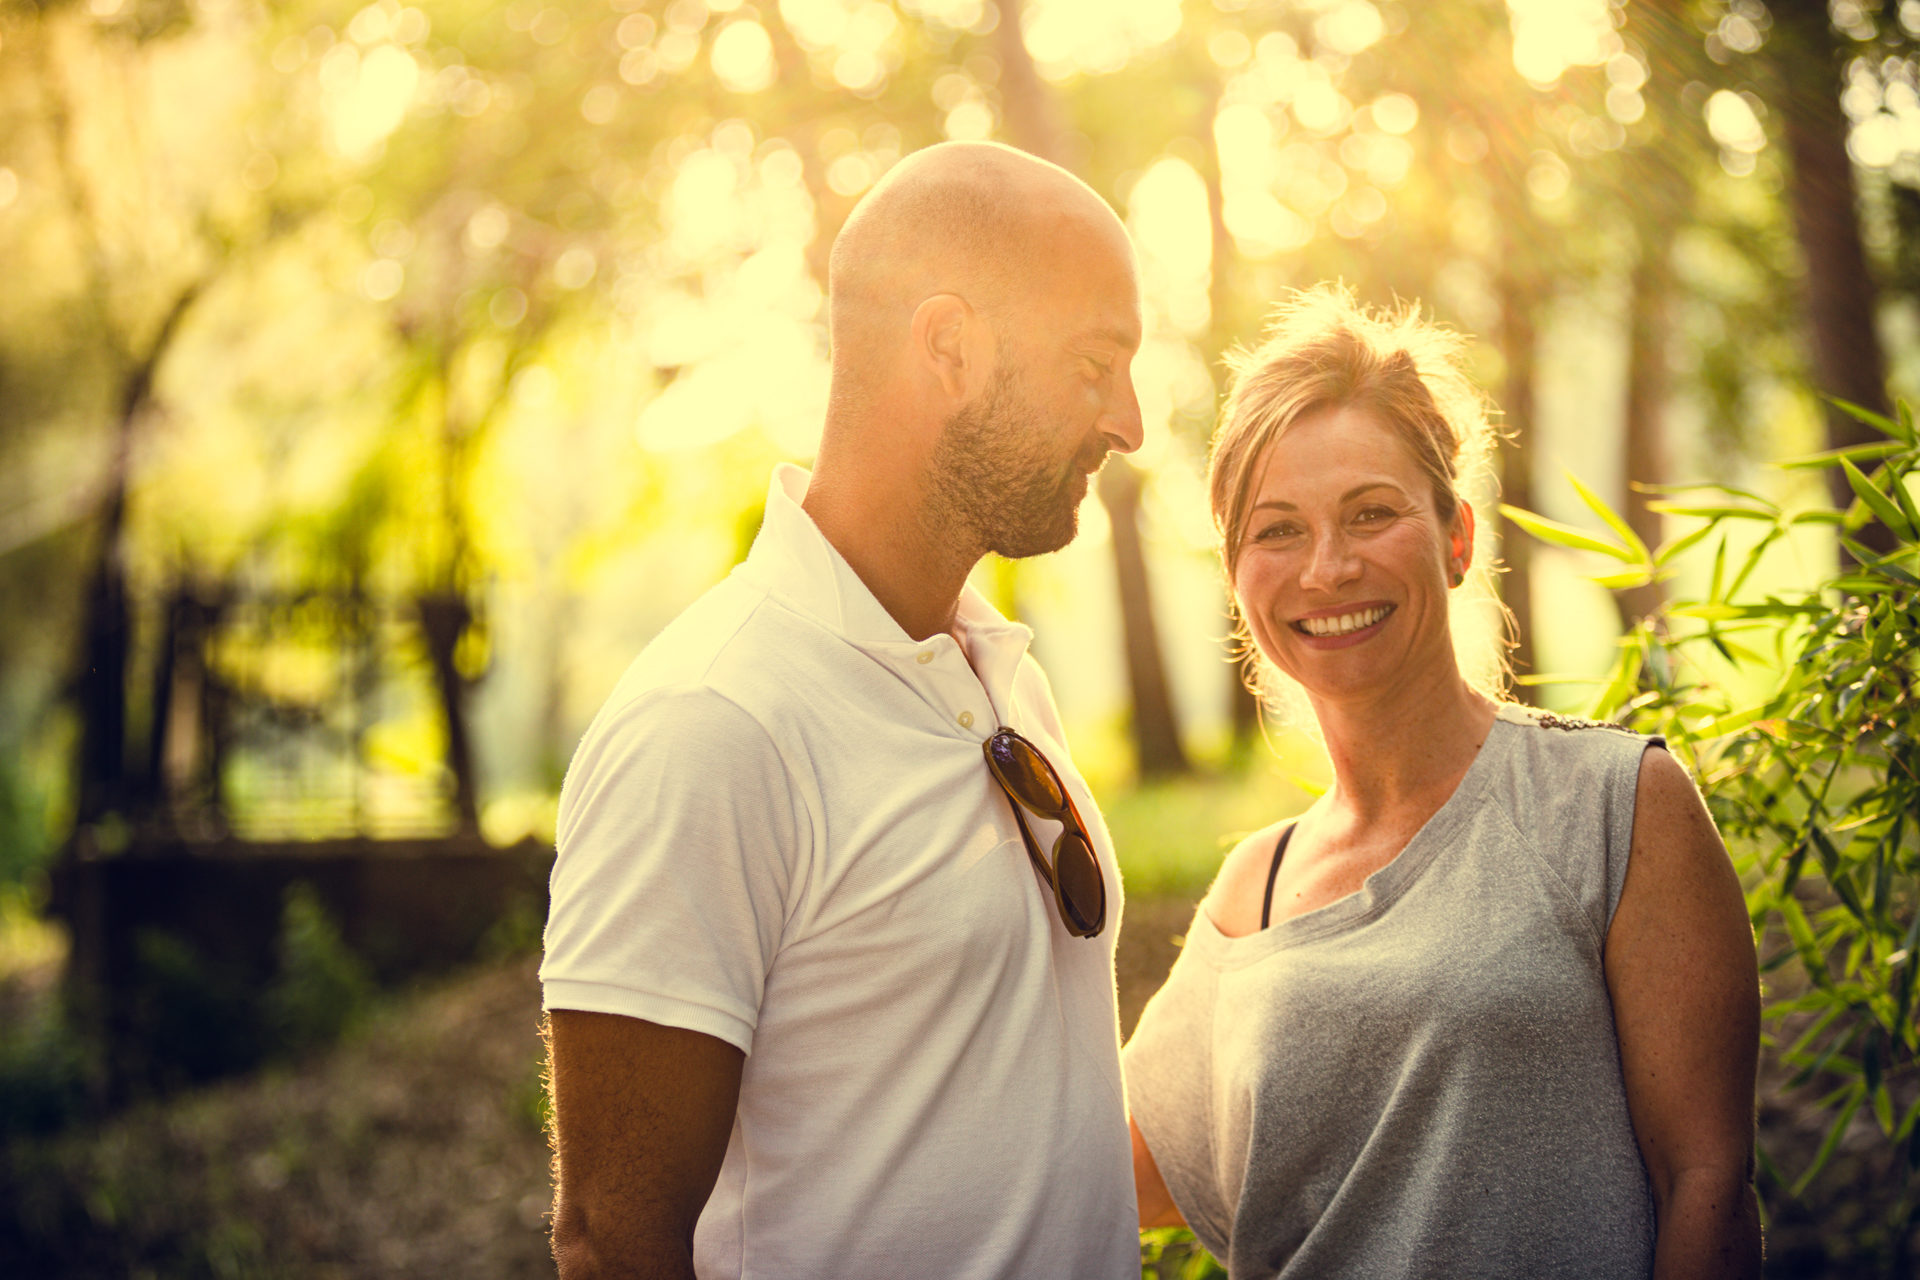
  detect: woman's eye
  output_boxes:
[1354,506,1396,525]
[1254,522,1301,542]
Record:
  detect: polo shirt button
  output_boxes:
[957,710,974,728]
[915,650,934,664]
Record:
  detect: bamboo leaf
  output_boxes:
[1698,705,1767,738]
[1779,893,1824,978]
[1646,503,1777,521]
[1566,471,1652,565]
[1777,441,1905,470]
[1636,480,1776,504]
[1791,1082,1865,1196]
[1669,603,1752,621]
[1586,644,1643,721]
[1726,528,1784,601]
[1653,522,1717,567]
[1889,466,1920,533]
[1497,505,1638,562]
[1825,395,1914,443]
[1841,458,1916,538]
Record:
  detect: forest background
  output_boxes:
[3,0,1920,1275]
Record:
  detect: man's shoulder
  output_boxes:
[605,571,826,705]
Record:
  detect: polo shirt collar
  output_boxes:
[736,464,1035,728]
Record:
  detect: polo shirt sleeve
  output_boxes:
[540,685,803,1055]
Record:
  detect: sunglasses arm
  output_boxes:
[997,789,1059,894]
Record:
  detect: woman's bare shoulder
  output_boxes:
[1200,816,1298,938]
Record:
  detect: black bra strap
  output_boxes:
[1260,824,1296,931]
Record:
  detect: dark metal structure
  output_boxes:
[53,579,551,1098]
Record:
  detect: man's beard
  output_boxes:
[927,364,1109,560]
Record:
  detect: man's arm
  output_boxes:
[1605,747,1762,1279]
[548,1010,745,1280]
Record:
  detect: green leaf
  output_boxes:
[1586,644,1643,721]
[1779,893,1824,977]
[1669,603,1752,621]
[1824,395,1914,443]
[1889,467,1920,533]
[1646,503,1777,521]
[1697,705,1767,737]
[1900,1096,1920,1143]
[1777,441,1906,470]
[1792,1082,1865,1196]
[1497,505,1637,562]
[1726,528,1784,602]
[1841,457,1916,538]
[1653,522,1717,567]
[1566,471,1652,564]
[1789,509,1848,526]
[1590,567,1655,590]
[1636,480,1777,504]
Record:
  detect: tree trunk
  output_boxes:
[1195,79,1262,748]
[1493,254,1540,696]
[1616,224,1672,628]
[1098,461,1190,777]
[417,593,482,835]
[994,0,1190,775]
[74,283,203,827]
[1770,0,1897,558]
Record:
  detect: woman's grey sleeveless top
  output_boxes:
[1124,706,1660,1279]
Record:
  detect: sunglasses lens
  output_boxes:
[987,732,1066,812]
[1055,832,1105,935]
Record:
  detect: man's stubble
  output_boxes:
[925,361,1110,561]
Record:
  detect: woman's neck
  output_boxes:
[1307,660,1497,827]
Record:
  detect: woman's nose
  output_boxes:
[1299,529,1361,591]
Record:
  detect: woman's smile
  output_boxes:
[1292,603,1395,643]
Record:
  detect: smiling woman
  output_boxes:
[1207,286,1503,718]
[1122,284,1762,1279]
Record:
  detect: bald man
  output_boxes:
[540,142,1145,1279]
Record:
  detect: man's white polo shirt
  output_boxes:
[541,464,1136,1280]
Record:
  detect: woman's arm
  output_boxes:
[1605,747,1762,1279]
[1132,1113,1186,1229]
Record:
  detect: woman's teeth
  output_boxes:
[1297,605,1391,637]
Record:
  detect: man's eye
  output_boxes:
[1083,356,1111,378]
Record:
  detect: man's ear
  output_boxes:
[911,293,990,402]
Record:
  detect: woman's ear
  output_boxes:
[1450,500,1475,582]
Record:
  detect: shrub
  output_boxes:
[1506,399,1920,1260]
[264,882,374,1059]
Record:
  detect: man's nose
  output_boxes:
[1101,370,1145,454]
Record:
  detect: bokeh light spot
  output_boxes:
[1705,89,1767,154]
[362,258,404,301]
[712,21,777,93]
[944,99,994,140]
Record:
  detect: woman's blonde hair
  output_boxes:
[1209,284,1508,710]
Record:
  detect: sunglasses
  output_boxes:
[983,726,1107,939]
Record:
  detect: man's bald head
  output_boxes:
[827,142,1130,390]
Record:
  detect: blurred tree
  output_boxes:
[995,0,1190,778]
[1750,0,1898,559]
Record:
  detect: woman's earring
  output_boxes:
[1450,565,1464,587]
